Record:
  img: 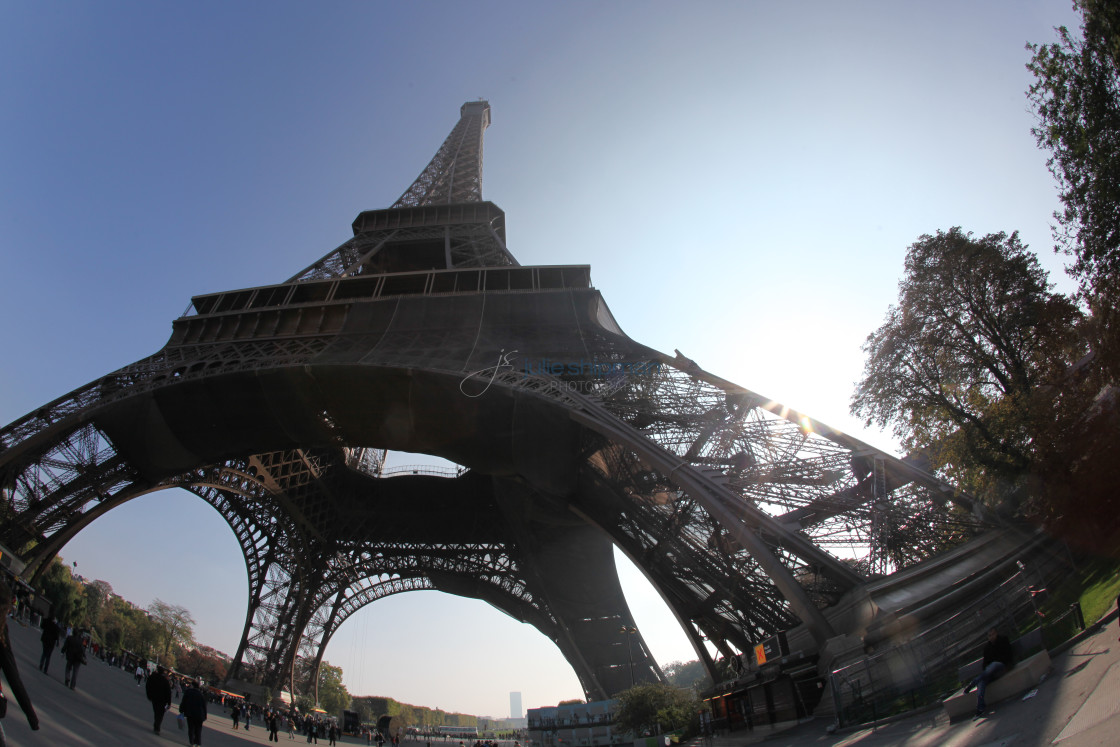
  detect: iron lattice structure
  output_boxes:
[0,101,990,702]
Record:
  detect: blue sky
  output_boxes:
[1,0,1082,718]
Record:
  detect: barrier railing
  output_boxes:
[829,569,1082,727]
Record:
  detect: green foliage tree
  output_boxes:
[351,697,476,730]
[360,696,391,719]
[100,594,143,653]
[851,228,1083,501]
[316,661,352,716]
[1028,0,1120,384]
[662,660,712,692]
[83,579,113,624]
[36,559,86,626]
[1027,1,1120,294]
[613,683,698,737]
[116,603,162,658]
[851,228,1120,549]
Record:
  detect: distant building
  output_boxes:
[510,692,523,719]
[479,717,526,732]
[527,700,624,747]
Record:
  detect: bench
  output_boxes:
[942,629,1051,721]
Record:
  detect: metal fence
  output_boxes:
[828,569,1083,727]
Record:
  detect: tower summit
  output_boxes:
[288,100,512,280]
[394,100,491,208]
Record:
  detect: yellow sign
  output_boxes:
[754,643,766,665]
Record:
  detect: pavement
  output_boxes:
[2,617,369,746]
[3,612,1119,747]
[686,612,1120,747]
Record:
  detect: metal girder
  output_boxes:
[287,209,515,282]
[393,101,490,208]
[470,357,992,657]
[0,100,998,706]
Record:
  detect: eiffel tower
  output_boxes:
[0,101,987,703]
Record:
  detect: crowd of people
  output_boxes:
[223,698,343,743]
[135,662,353,745]
[2,592,362,747]
[3,579,543,746]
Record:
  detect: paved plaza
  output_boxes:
[3,611,1120,746]
[686,611,1120,747]
[3,618,368,747]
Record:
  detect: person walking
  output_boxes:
[145,665,173,734]
[231,700,241,729]
[61,631,86,690]
[179,679,208,747]
[37,616,60,674]
[0,578,40,746]
[268,708,280,742]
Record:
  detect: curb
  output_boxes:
[1051,607,1119,657]
[830,607,1120,737]
[831,700,945,736]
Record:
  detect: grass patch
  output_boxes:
[1080,563,1120,624]
[1038,553,1120,626]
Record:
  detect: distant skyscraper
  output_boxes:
[510,692,523,719]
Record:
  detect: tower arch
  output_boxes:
[0,102,991,707]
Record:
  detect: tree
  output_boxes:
[147,599,196,660]
[662,660,712,692]
[126,606,163,658]
[99,594,154,654]
[613,683,697,737]
[83,579,113,622]
[1027,1,1120,294]
[1028,1,1120,383]
[315,661,352,716]
[178,647,228,685]
[36,559,86,626]
[850,228,1082,500]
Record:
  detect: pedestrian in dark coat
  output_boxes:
[37,616,60,673]
[145,665,173,734]
[0,578,40,743]
[61,632,86,690]
[179,679,208,747]
[963,627,1014,717]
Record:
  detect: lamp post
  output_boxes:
[619,626,637,688]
